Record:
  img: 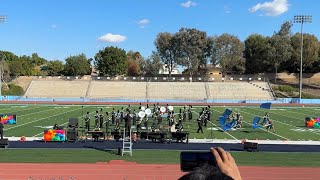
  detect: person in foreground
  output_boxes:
[179,147,242,180]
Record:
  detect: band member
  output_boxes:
[183,109,187,121]
[206,107,211,121]
[114,121,120,132]
[53,123,59,130]
[203,113,208,127]
[137,115,142,133]
[111,108,116,124]
[84,111,90,131]
[168,114,174,126]
[144,116,149,131]
[157,113,162,125]
[139,103,142,110]
[0,122,3,139]
[94,111,99,128]
[188,108,192,121]
[105,112,110,136]
[124,110,132,136]
[132,109,137,125]
[236,111,241,121]
[261,112,270,125]
[265,118,275,132]
[236,116,243,129]
[197,116,204,133]
[116,110,120,126]
[126,104,131,113]
[120,107,124,123]
[99,108,104,128]
[176,120,184,132]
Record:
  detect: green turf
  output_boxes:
[1,105,320,141]
[0,149,319,167]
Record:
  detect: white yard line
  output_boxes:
[32,109,97,137]
[212,108,289,140]
[242,107,320,136]
[0,106,42,113]
[5,107,82,131]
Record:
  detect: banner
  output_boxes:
[0,114,17,124]
[44,129,66,142]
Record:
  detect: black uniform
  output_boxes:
[94,111,99,128]
[125,113,132,136]
[188,109,192,121]
[84,112,90,131]
[111,110,115,124]
[0,122,4,139]
[132,110,137,125]
[197,117,203,133]
[105,112,110,136]
[99,111,104,128]
[120,110,124,123]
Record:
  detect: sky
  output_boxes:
[0,0,319,61]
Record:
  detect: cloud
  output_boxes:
[137,19,150,28]
[181,0,197,8]
[224,5,231,14]
[249,0,289,16]
[51,24,57,29]
[98,33,127,43]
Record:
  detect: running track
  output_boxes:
[0,161,319,180]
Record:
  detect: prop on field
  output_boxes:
[0,114,17,125]
[219,116,236,131]
[43,129,66,142]
[305,117,320,128]
[252,117,261,129]
[260,103,272,109]
[222,109,232,118]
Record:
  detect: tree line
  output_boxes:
[1,21,319,80]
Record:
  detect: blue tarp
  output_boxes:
[252,116,261,129]
[260,102,272,109]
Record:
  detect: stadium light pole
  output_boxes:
[0,15,7,101]
[293,15,312,103]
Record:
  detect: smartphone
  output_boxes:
[180,151,216,172]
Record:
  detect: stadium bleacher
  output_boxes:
[24,80,274,100]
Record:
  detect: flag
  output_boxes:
[260,103,271,109]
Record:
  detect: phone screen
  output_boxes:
[180,151,216,172]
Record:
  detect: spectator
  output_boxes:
[179,147,242,180]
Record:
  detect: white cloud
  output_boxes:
[137,19,150,28]
[98,33,127,43]
[51,24,57,29]
[181,0,197,8]
[249,0,289,16]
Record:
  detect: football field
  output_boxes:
[1,104,320,141]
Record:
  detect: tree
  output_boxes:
[175,28,208,77]
[0,53,10,82]
[267,35,292,82]
[94,46,127,76]
[127,51,142,75]
[276,21,292,37]
[244,34,270,74]
[144,51,162,76]
[290,33,319,71]
[31,53,47,66]
[64,54,91,76]
[155,32,178,77]
[210,33,245,74]
[127,60,140,76]
[47,60,64,76]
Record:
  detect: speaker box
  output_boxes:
[244,142,258,151]
[67,130,77,142]
[68,118,79,128]
[0,139,9,148]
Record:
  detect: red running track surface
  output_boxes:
[0,161,319,180]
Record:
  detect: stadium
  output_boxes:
[1,1,320,180]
